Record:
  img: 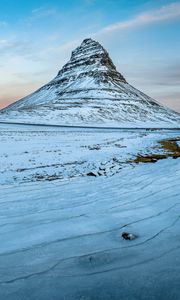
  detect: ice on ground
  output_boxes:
[0,123,180,300]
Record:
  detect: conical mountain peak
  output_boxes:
[57,38,127,83]
[79,38,103,49]
[1,38,180,128]
[74,38,105,58]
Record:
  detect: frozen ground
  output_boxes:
[0,123,180,300]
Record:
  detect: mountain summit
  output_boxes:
[56,38,127,84]
[1,38,180,127]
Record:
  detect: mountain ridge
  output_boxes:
[1,38,180,127]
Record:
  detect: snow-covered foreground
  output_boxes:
[0,123,180,300]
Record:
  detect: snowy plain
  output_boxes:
[0,123,180,300]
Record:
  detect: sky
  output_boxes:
[0,0,180,112]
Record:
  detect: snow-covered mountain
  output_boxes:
[1,38,180,127]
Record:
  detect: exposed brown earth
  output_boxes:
[131,137,180,164]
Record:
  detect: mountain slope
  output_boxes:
[1,38,180,127]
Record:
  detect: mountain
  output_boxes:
[1,38,180,127]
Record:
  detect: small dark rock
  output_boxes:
[99,167,105,171]
[97,172,103,176]
[88,145,101,150]
[89,256,93,262]
[86,172,97,177]
[122,232,137,240]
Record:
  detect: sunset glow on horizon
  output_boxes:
[0,0,180,112]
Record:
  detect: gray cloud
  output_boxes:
[121,61,180,112]
[31,7,58,19]
[0,38,32,55]
[94,2,180,37]
[0,37,49,64]
[124,61,180,87]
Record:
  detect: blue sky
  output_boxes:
[0,0,180,111]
